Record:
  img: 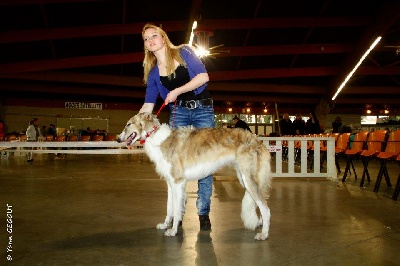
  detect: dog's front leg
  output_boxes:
[165,180,186,237]
[156,181,173,230]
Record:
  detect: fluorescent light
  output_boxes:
[332,36,382,101]
[188,21,197,46]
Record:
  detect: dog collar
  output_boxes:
[139,126,159,144]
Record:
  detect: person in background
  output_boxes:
[47,124,57,139]
[292,113,306,135]
[280,113,293,135]
[41,125,47,136]
[305,111,321,134]
[332,116,342,133]
[26,118,44,162]
[232,115,252,133]
[138,23,215,231]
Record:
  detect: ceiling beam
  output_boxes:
[0,81,144,98]
[0,81,319,104]
[1,65,400,82]
[0,72,396,96]
[216,44,353,57]
[0,17,371,43]
[334,97,400,105]
[209,67,338,80]
[0,0,103,4]
[0,43,353,73]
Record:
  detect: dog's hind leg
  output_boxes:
[254,197,270,240]
[156,181,173,230]
[241,175,270,241]
[165,180,186,237]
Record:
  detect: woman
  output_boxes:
[26,118,44,162]
[139,23,214,231]
[332,116,342,133]
[292,113,306,135]
[305,112,321,134]
[280,113,293,136]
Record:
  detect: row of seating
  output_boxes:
[281,130,400,200]
[1,134,118,142]
[335,129,400,200]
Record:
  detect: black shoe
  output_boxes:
[27,159,33,162]
[199,215,211,231]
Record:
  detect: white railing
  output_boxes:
[0,141,143,155]
[260,137,337,181]
[0,136,337,180]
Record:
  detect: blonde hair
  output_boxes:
[142,23,186,84]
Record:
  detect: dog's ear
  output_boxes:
[139,112,153,121]
[139,113,155,121]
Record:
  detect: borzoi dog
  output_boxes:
[117,112,272,240]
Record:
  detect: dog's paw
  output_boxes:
[164,229,177,237]
[254,232,268,241]
[156,223,168,230]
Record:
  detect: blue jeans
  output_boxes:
[170,104,215,215]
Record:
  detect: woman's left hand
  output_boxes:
[165,89,179,104]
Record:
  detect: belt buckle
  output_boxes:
[186,100,197,109]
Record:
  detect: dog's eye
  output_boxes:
[126,123,131,127]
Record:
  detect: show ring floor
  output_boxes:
[1,154,399,265]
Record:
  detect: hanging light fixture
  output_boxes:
[188,21,229,58]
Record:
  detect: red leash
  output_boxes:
[155,102,166,116]
[155,101,177,128]
[139,101,177,145]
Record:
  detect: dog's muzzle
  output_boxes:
[125,132,137,146]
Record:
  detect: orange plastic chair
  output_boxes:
[373,129,400,193]
[333,133,351,173]
[68,135,78,141]
[18,134,27,141]
[309,134,328,170]
[80,135,91,141]
[105,134,117,141]
[359,130,388,186]
[45,135,54,141]
[56,135,66,142]
[92,135,104,141]
[342,131,369,182]
[5,134,17,141]
[393,154,400,201]
[319,132,340,154]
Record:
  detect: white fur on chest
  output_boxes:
[144,125,173,180]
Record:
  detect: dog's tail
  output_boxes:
[241,144,272,230]
[241,191,259,230]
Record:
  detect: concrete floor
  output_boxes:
[1,153,400,266]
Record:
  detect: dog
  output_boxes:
[117,112,272,240]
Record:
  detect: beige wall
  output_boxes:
[2,105,136,134]
[1,104,172,135]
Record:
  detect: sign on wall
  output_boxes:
[65,102,102,110]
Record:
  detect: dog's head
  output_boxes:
[117,112,161,146]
